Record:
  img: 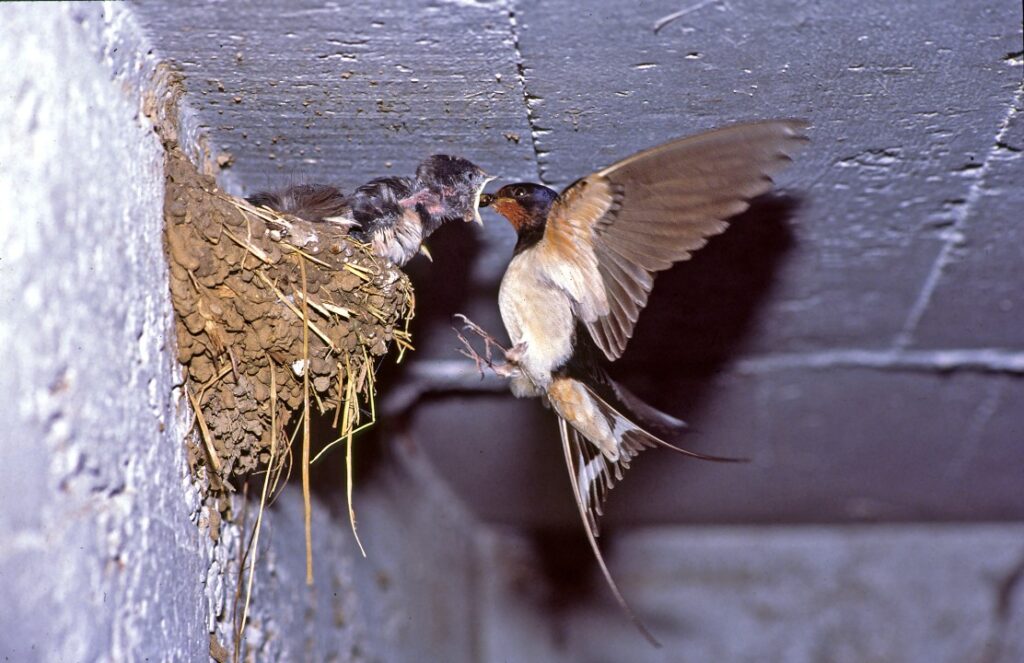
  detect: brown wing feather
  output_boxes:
[544,119,809,360]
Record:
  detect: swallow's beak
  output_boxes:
[469,175,496,225]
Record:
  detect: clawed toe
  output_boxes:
[452,313,514,379]
[505,341,528,365]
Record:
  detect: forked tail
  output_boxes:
[550,378,744,645]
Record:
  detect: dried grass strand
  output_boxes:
[254,271,337,351]
[187,386,223,474]
[298,256,314,585]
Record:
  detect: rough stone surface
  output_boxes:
[910,91,1024,349]
[0,5,207,660]
[406,368,1024,527]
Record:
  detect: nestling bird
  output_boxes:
[247,155,492,266]
[246,183,351,226]
[460,119,809,645]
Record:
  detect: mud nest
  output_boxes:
[163,146,414,489]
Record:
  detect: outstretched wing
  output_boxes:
[539,119,809,361]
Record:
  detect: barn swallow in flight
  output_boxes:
[247,155,492,266]
[460,119,809,645]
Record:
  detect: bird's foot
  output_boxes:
[489,359,521,379]
[505,341,528,365]
[452,314,519,379]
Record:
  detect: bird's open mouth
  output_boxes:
[470,176,497,225]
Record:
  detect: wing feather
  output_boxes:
[538,119,809,360]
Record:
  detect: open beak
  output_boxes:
[469,176,497,225]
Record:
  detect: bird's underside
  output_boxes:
[458,118,810,645]
[454,315,742,646]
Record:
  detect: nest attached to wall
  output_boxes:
[150,65,417,658]
[163,145,414,503]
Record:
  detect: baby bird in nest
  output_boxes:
[247,155,492,266]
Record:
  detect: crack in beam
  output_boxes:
[894,82,1024,349]
[652,0,723,34]
[505,0,547,184]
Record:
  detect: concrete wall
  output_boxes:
[477,525,1024,662]
[0,4,208,660]
[132,0,1024,527]
[0,4,479,661]
[3,1,1022,661]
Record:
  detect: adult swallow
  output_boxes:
[247,155,492,266]
[473,119,809,644]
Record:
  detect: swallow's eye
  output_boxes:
[512,187,526,198]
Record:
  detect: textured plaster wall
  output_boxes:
[0,4,479,662]
[0,4,208,660]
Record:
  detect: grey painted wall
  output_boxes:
[476,525,1024,662]
[133,0,1024,526]
[2,1,1022,661]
